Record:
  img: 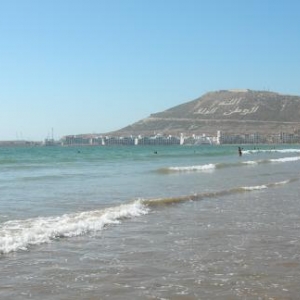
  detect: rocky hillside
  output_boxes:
[112,89,300,136]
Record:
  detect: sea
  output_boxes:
[1,144,300,300]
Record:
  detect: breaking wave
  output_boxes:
[165,163,216,172]
[241,185,268,191]
[242,160,258,165]
[160,155,300,173]
[1,178,297,255]
[142,179,297,207]
[0,201,148,255]
[270,156,300,163]
[243,149,300,155]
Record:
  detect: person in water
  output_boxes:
[238,146,242,156]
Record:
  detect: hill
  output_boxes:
[112,89,300,136]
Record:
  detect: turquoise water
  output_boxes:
[0,145,237,220]
[1,144,300,299]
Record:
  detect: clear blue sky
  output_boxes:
[1,0,300,141]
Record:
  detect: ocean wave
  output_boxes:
[243,149,300,155]
[0,200,149,255]
[143,179,296,207]
[269,156,300,163]
[162,155,300,174]
[1,178,297,255]
[166,163,216,172]
[276,149,300,153]
[247,156,300,165]
[240,185,268,191]
[242,160,258,165]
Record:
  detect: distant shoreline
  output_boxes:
[0,140,43,147]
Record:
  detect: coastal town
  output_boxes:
[2,130,300,147]
[60,130,300,146]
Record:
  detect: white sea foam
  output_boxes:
[270,156,300,163]
[242,160,258,165]
[272,180,290,186]
[244,149,300,155]
[276,149,300,153]
[241,179,293,191]
[168,164,216,172]
[242,185,268,191]
[0,200,148,254]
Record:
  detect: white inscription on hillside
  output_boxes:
[223,106,259,116]
[195,107,219,115]
[194,97,259,116]
[219,98,241,106]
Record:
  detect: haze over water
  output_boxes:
[1,145,300,299]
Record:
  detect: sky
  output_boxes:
[1,0,300,141]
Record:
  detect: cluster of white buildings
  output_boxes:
[62,134,184,146]
[60,131,300,146]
